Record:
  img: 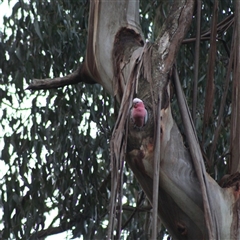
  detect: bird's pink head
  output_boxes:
[132,98,144,108]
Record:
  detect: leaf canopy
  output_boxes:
[0,0,235,239]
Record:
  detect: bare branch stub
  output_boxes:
[26,64,96,91]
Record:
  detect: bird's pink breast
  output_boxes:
[132,106,146,127]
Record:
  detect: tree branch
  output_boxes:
[29,221,74,240]
[26,64,96,91]
[121,192,146,230]
[182,14,234,44]
[192,0,201,124]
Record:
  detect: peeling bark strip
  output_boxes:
[192,0,202,123]
[108,45,147,239]
[152,93,161,240]
[202,0,218,149]
[108,40,160,238]
[230,0,240,174]
[112,28,144,99]
[173,68,217,239]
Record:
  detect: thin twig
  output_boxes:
[29,218,77,239]
[121,192,145,230]
[119,205,152,212]
[192,0,201,124]
[209,37,234,166]
[202,0,218,159]
[200,14,234,38]
[116,160,125,239]
[182,14,234,45]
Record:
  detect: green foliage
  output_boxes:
[0,0,235,239]
[0,0,113,239]
[0,0,151,239]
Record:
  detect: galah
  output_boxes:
[130,98,148,128]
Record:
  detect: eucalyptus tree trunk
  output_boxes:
[80,0,239,239]
[28,0,240,239]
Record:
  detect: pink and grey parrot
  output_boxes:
[130,98,148,128]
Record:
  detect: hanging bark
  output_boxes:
[230,0,240,174]
[202,0,218,152]
[192,0,202,124]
